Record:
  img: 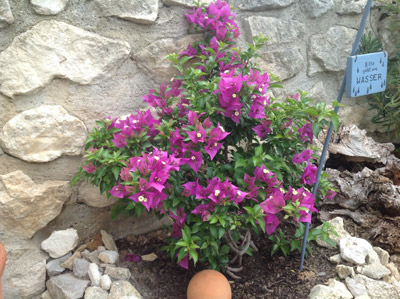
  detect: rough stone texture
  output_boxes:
[162,0,212,7]
[330,254,343,264]
[84,286,108,299]
[78,182,117,208]
[258,47,303,81]
[357,264,391,280]
[353,274,400,299]
[308,284,352,299]
[98,250,119,264]
[30,0,69,15]
[346,277,369,297]
[105,265,131,280]
[327,279,354,299]
[231,0,294,10]
[309,26,357,74]
[46,273,90,299]
[373,247,390,266]
[0,105,87,162]
[300,0,334,18]
[367,249,381,265]
[46,253,72,276]
[386,263,400,281]
[88,263,102,286]
[82,249,101,266]
[244,17,305,46]
[100,230,118,252]
[337,264,355,279]
[0,20,131,98]
[41,290,52,299]
[100,274,112,291]
[94,0,159,24]
[0,0,13,28]
[41,228,79,258]
[109,280,143,299]
[61,251,82,270]
[134,34,202,84]
[378,17,400,60]
[73,258,90,279]
[0,170,70,239]
[316,217,351,248]
[141,252,158,262]
[337,0,368,15]
[340,237,373,265]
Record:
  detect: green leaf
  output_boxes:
[210,226,217,238]
[111,167,120,181]
[235,159,247,168]
[189,248,198,265]
[177,247,187,262]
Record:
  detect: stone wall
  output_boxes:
[0,0,392,297]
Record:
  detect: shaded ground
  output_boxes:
[115,221,338,299]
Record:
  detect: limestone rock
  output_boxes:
[46,253,72,276]
[41,228,79,258]
[340,237,372,265]
[46,273,90,299]
[0,105,87,162]
[308,283,352,299]
[309,26,357,74]
[231,0,294,10]
[357,264,391,280]
[330,254,343,264]
[41,290,52,299]
[327,279,354,299]
[316,217,351,248]
[105,266,131,280]
[98,250,119,264]
[0,170,70,239]
[141,252,158,262]
[300,0,334,18]
[0,0,13,28]
[30,0,69,15]
[78,183,117,208]
[84,286,108,299]
[94,0,158,24]
[61,251,82,270]
[244,16,305,46]
[134,34,202,84]
[0,20,131,98]
[162,0,212,7]
[337,0,368,15]
[373,247,390,266]
[73,258,90,279]
[386,263,400,281]
[100,274,112,291]
[109,280,143,299]
[346,277,368,297]
[82,249,102,266]
[258,47,303,81]
[337,265,356,279]
[100,230,118,252]
[366,249,381,265]
[88,263,102,287]
[353,274,400,298]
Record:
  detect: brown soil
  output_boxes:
[115,221,338,299]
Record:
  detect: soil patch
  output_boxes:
[115,221,338,299]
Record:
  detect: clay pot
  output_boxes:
[187,269,232,299]
[0,242,6,299]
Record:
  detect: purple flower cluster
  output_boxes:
[185,0,240,41]
[110,148,180,211]
[108,110,160,148]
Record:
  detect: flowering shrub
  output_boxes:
[73,0,338,274]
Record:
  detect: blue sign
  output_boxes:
[346,51,388,98]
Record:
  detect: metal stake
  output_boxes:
[299,0,374,271]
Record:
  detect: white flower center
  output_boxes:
[191,156,196,160]
[234,111,239,116]
[215,190,220,196]
[197,133,202,138]
[258,88,263,92]
[214,142,218,147]
[263,169,268,174]
[293,190,298,195]
[232,94,237,98]
[138,196,145,202]
[154,156,160,160]
[237,191,241,196]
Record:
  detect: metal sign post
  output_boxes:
[299,0,376,271]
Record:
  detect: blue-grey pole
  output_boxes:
[299,0,374,271]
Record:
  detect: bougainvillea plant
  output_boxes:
[73,0,338,277]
